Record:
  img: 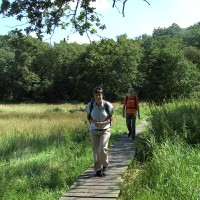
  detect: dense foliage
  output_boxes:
[0,22,200,103]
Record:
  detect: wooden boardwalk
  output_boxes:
[60,121,148,200]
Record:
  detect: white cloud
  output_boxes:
[28,32,37,38]
[65,33,99,44]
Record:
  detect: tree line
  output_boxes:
[0,22,200,103]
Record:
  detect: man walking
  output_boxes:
[122,87,140,140]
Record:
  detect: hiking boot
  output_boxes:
[102,166,108,176]
[95,169,102,177]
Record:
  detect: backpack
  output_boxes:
[87,101,112,125]
[125,95,137,110]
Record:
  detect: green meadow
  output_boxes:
[0,99,199,200]
[0,102,130,200]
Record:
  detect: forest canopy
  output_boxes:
[0,22,200,103]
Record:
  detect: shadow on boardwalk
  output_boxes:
[60,120,149,200]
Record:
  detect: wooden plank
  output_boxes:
[76,177,122,183]
[67,188,119,193]
[70,185,121,190]
[74,181,123,186]
[78,171,124,178]
[62,191,119,198]
[72,181,122,187]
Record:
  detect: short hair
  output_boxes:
[93,86,103,94]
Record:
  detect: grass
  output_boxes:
[0,102,85,113]
[0,101,132,200]
[120,141,200,200]
[119,97,200,200]
[3,99,198,200]
[0,103,89,200]
[148,98,200,145]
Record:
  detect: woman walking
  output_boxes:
[86,86,114,177]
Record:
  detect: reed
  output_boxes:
[119,97,200,200]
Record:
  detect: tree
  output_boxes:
[0,44,15,100]
[72,35,143,102]
[139,36,199,102]
[44,41,87,101]
[0,0,150,40]
[181,22,200,49]
[152,23,182,38]
[183,46,200,70]
[0,33,51,101]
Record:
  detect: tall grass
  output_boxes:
[149,98,200,145]
[0,102,132,200]
[119,97,200,200]
[0,103,90,200]
[120,141,200,200]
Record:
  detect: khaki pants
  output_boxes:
[90,129,111,172]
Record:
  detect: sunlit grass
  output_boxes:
[0,102,86,113]
[120,141,200,200]
[0,101,136,200]
[0,101,151,200]
[148,97,200,145]
[0,103,90,200]
[119,97,200,200]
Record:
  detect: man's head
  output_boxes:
[128,87,134,94]
[93,86,103,94]
[93,86,103,103]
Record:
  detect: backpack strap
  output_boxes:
[90,101,95,115]
[87,101,94,121]
[104,101,112,125]
[104,102,109,115]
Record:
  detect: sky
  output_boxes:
[1,0,200,44]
